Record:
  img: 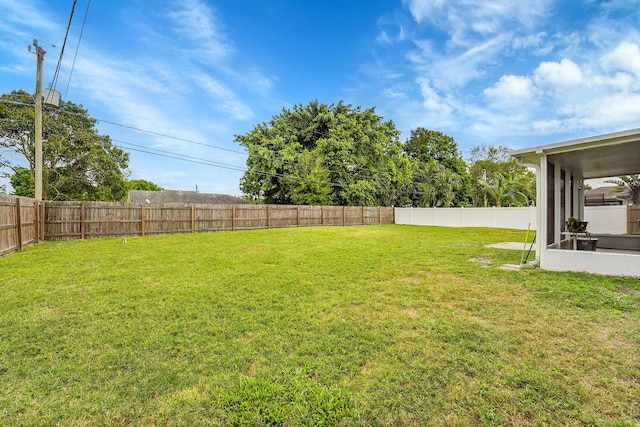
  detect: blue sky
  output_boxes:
[1,0,639,195]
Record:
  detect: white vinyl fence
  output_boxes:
[583,205,627,234]
[395,206,627,234]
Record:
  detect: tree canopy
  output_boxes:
[236,101,537,208]
[126,179,163,192]
[404,128,467,176]
[403,128,470,207]
[236,100,412,206]
[0,90,129,201]
[467,145,535,207]
[0,87,538,209]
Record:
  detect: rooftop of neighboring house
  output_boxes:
[128,190,249,205]
[584,186,627,206]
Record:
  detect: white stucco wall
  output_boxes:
[541,249,640,276]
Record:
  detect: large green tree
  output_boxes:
[404,128,469,206]
[467,145,535,207]
[404,128,467,175]
[0,90,129,201]
[126,179,163,192]
[9,166,34,197]
[236,101,412,206]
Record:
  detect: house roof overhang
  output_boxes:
[511,128,640,179]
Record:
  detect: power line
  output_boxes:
[0,98,439,196]
[1,97,406,179]
[96,118,246,156]
[109,138,355,190]
[50,0,77,92]
[98,117,393,177]
[64,0,91,100]
[112,139,246,172]
[0,30,59,48]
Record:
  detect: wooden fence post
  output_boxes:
[267,205,271,229]
[191,204,196,234]
[362,206,365,225]
[232,205,236,231]
[342,206,346,226]
[40,202,45,241]
[81,202,86,240]
[378,207,382,225]
[33,200,39,243]
[321,206,324,226]
[140,204,145,237]
[16,198,23,251]
[297,205,300,227]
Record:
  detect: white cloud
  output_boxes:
[402,0,445,24]
[191,73,254,121]
[484,40,640,136]
[245,69,274,95]
[415,77,455,124]
[484,75,534,99]
[534,58,583,87]
[383,88,407,99]
[560,93,640,129]
[403,0,550,43]
[376,30,393,45]
[601,41,640,78]
[0,0,58,33]
[165,0,231,60]
[408,34,511,89]
[511,32,554,55]
[531,119,567,134]
[375,13,409,46]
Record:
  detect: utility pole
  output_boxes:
[32,40,46,201]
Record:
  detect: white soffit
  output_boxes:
[512,128,640,179]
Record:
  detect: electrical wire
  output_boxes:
[97,117,393,177]
[1,98,402,179]
[110,136,364,190]
[0,30,58,48]
[112,139,246,172]
[0,98,440,196]
[64,0,91,100]
[97,118,246,156]
[50,0,77,92]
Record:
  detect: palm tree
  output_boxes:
[605,175,640,205]
[479,172,528,207]
[413,159,464,207]
[434,168,463,207]
[413,159,440,207]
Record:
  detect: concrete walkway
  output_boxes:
[486,242,535,251]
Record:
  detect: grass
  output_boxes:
[0,225,639,426]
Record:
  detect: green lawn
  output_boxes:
[1,225,639,426]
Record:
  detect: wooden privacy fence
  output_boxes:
[42,202,395,241]
[0,195,42,256]
[630,205,640,235]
